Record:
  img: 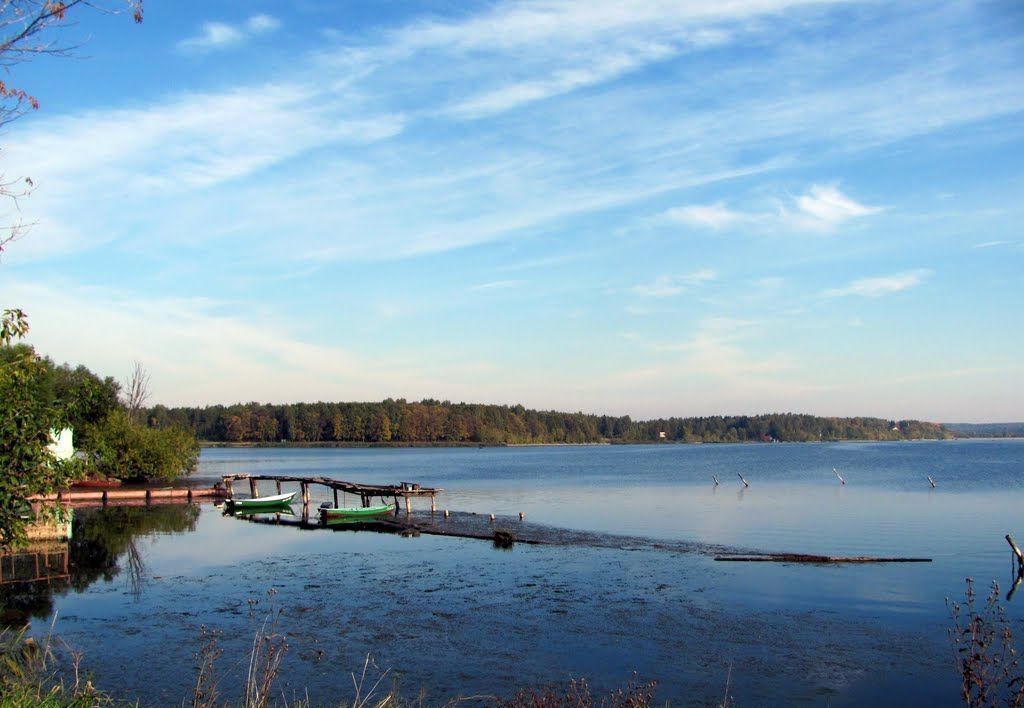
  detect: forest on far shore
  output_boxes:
[146,399,953,446]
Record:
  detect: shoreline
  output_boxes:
[198,436,971,449]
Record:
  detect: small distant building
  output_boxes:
[658,431,666,440]
[47,428,75,462]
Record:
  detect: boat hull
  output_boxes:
[320,503,395,522]
[226,491,297,511]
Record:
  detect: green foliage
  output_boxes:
[88,409,198,482]
[0,344,74,548]
[47,363,119,449]
[150,399,953,446]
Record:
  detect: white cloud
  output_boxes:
[468,279,523,291]
[665,202,747,230]
[790,184,882,230]
[631,270,715,297]
[667,185,880,234]
[822,269,932,298]
[247,14,281,33]
[178,14,281,53]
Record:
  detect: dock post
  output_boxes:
[276,480,282,495]
[102,490,108,505]
[394,496,400,516]
[431,494,436,513]
[333,488,339,508]
[145,489,152,504]
[250,478,259,498]
[1007,535,1024,567]
[225,478,234,498]
[405,496,411,515]
[301,483,310,507]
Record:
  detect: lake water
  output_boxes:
[4,440,1024,705]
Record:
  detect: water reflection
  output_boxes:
[0,504,199,625]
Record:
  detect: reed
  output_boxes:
[947,578,1024,707]
[0,622,108,707]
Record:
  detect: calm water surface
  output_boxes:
[6,440,1024,705]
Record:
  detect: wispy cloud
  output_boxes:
[178,14,281,53]
[468,279,523,291]
[973,240,1017,249]
[821,269,932,298]
[631,270,715,297]
[665,202,748,230]
[667,184,880,233]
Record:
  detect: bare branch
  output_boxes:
[123,359,150,423]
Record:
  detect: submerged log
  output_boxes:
[714,553,931,563]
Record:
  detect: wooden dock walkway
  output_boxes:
[220,473,442,514]
[29,486,226,507]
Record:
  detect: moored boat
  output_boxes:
[70,478,123,489]
[225,491,297,511]
[319,503,395,523]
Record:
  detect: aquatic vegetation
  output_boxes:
[947,578,1024,707]
[494,675,658,707]
[0,625,108,707]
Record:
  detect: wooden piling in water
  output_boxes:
[250,478,259,498]
[1007,534,1024,566]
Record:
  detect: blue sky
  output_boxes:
[2,0,1022,422]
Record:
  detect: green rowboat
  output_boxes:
[225,491,296,511]
[319,503,395,523]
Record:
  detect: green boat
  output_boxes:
[225,491,296,512]
[319,503,395,524]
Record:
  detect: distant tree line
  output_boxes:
[944,423,1024,438]
[145,399,953,445]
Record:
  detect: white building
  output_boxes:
[47,428,75,461]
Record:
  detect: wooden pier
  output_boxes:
[0,540,70,586]
[220,474,442,515]
[29,486,226,508]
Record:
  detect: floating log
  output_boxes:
[714,553,931,563]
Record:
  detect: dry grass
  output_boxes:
[948,577,1024,707]
[0,621,108,707]
[494,675,658,708]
